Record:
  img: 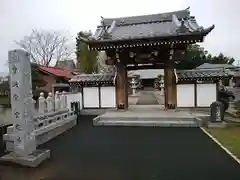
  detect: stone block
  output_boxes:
[3,134,15,141]
[6,141,14,151]
[7,126,13,133]
[207,122,228,128]
[0,149,50,167]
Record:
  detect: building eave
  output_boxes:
[78,25,214,51]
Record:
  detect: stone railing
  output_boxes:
[3,91,82,152]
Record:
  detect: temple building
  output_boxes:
[74,7,216,110]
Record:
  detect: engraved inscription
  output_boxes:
[12,64,17,75]
[23,107,28,118]
[16,136,21,143]
[15,124,22,131]
[10,52,19,62]
[216,106,221,121]
[12,94,20,101]
[12,81,19,88]
[14,111,20,118]
[24,72,30,76]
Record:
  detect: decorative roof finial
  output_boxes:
[186,6,190,15]
[100,16,111,39]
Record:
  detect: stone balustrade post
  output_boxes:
[38,92,46,113]
[55,91,61,111]
[46,92,54,112]
[60,92,64,109]
[61,91,68,108]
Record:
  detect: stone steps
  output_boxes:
[93,116,203,127]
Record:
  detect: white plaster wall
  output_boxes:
[197,83,216,107]
[100,86,116,108]
[83,87,100,108]
[66,92,82,110]
[177,84,195,107]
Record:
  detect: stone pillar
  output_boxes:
[8,49,36,156]
[116,63,128,109]
[0,49,50,167]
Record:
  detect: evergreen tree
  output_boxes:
[76,31,98,74]
[176,44,236,70]
[31,63,46,91]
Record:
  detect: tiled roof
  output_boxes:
[39,66,73,78]
[196,63,236,69]
[102,9,190,26]
[69,73,115,85]
[81,7,214,50]
[176,69,233,81]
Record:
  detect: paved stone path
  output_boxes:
[136,91,158,105]
[1,116,240,180]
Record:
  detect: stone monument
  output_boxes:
[0,49,50,167]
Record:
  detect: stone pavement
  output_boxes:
[136,91,159,105]
[94,105,209,127]
[153,90,165,105]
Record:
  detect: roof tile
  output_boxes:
[69,74,114,84]
[176,69,233,81]
[39,66,73,78]
[91,8,214,42]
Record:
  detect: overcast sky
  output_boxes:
[0,0,240,72]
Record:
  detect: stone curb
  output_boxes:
[93,116,204,127]
[95,120,201,127]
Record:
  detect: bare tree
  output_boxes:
[15,29,75,66]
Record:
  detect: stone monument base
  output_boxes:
[207,121,228,128]
[0,149,50,167]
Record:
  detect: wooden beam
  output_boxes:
[116,63,128,109]
[127,64,165,70]
[115,49,128,109]
[164,46,177,109]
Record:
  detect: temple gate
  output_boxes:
[80,7,214,109]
